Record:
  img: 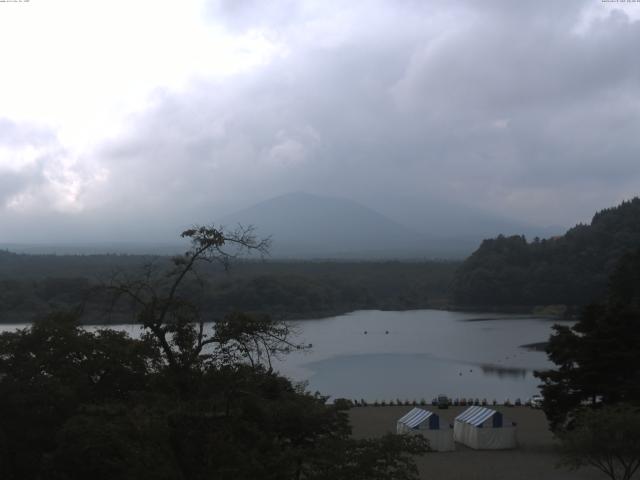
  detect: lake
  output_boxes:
[272,309,567,402]
[0,309,567,402]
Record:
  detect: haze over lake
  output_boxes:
[0,309,565,402]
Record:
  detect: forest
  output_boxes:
[3,198,640,322]
[0,253,457,324]
[452,198,640,309]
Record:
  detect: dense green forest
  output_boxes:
[452,198,640,308]
[0,253,457,323]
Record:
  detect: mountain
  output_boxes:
[0,192,563,259]
[366,194,564,241]
[217,192,433,258]
[452,197,640,307]
[218,192,564,259]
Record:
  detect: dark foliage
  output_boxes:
[557,404,640,480]
[453,198,640,307]
[535,249,640,431]
[0,225,428,479]
[0,314,428,480]
[0,255,457,323]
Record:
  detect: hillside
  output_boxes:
[218,192,430,258]
[219,192,562,259]
[452,198,640,308]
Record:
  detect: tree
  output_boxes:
[0,315,428,480]
[107,225,272,371]
[535,248,640,431]
[304,434,429,480]
[105,224,300,396]
[0,312,158,480]
[213,311,297,369]
[453,197,640,307]
[558,404,640,480]
[0,225,430,479]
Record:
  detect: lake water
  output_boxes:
[272,310,568,402]
[0,309,568,402]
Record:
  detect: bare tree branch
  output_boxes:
[100,224,297,392]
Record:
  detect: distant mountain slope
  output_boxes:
[369,194,564,241]
[219,192,564,259]
[218,192,430,258]
[452,198,640,307]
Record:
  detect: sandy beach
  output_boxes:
[348,405,606,480]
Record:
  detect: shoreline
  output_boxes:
[0,304,567,325]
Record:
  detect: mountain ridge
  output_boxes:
[218,192,431,258]
[219,191,565,259]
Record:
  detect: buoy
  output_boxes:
[385,330,389,334]
[364,331,368,334]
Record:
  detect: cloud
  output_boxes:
[0,118,108,217]
[2,0,640,241]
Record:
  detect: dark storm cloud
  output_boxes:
[59,0,640,240]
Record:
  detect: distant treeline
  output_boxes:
[452,198,640,308]
[6,197,637,320]
[0,254,458,323]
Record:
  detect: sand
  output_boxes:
[348,405,607,480]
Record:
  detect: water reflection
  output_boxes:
[295,352,536,401]
[273,309,570,400]
[462,315,546,322]
[480,364,529,379]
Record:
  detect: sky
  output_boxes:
[1,0,639,244]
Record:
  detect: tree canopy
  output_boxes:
[0,252,456,324]
[557,404,640,480]
[452,198,640,307]
[535,248,640,431]
[0,225,429,479]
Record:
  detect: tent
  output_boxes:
[453,406,517,450]
[396,407,455,452]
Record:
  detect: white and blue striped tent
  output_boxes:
[396,408,454,451]
[453,406,516,450]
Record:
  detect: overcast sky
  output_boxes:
[1,0,639,243]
